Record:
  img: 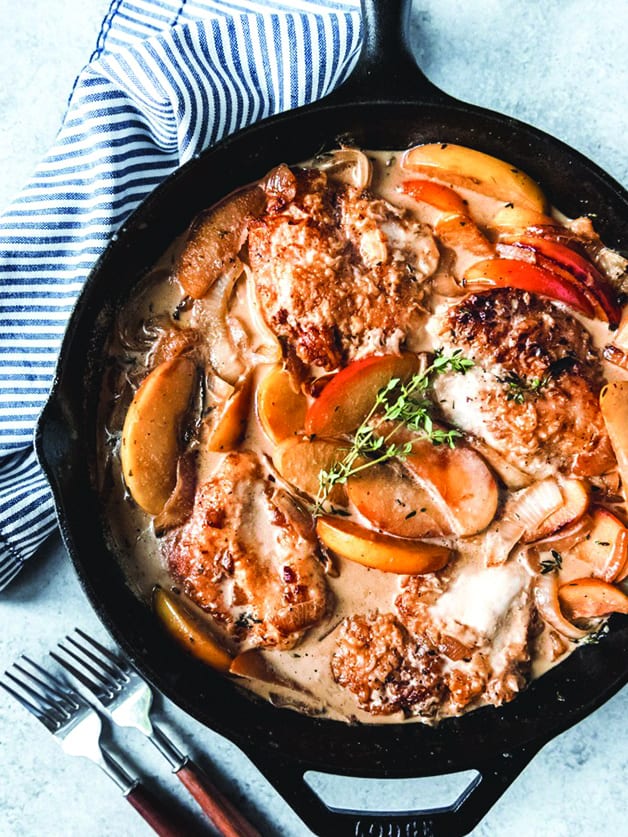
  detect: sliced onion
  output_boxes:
[244,266,282,358]
[484,479,563,565]
[534,574,587,640]
[533,514,593,553]
[191,261,244,385]
[467,435,534,490]
[315,148,372,190]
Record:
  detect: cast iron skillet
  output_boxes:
[36,1,628,834]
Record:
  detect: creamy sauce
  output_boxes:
[98,149,628,725]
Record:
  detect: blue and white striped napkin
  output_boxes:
[0,0,361,590]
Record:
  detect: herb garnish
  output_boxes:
[540,549,563,574]
[580,623,610,645]
[500,371,551,404]
[314,350,473,515]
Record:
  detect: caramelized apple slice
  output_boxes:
[522,480,589,543]
[434,214,493,257]
[402,143,548,212]
[558,578,628,620]
[316,516,451,574]
[490,205,559,232]
[177,186,266,299]
[121,357,197,515]
[404,442,498,536]
[573,507,628,582]
[304,354,421,437]
[464,258,596,319]
[600,381,628,501]
[257,365,308,444]
[153,587,233,671]
[229,649,308,692]
[207,373,253,452]
[273,437,348,505]
[346,463,451,538]
[402,179,469,215]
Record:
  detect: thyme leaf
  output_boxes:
[539,549,563,575]
[499,371,552,404]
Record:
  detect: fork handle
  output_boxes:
[126,783,190,837]
[175,759,261,837]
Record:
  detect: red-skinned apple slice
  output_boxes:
[304,353,421,437]
[346,463,451,538]
[573,507,628,582]
[403,440,498,536]
[500,235,621,327]
[558,578,628,620]
[402,144,548,212]
[316,516,451,575]
[463,258,596,319]
[402,179,469,215]
[521,480,589,544]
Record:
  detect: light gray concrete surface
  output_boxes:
[0,2,627,835]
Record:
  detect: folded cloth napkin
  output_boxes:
[0,0,361,590]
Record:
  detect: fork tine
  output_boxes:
[57,641,118,693]
[50,649,108,696]
[65,636,122,688]
[75,628,129,679]
[5,670,67,726]
[0,680,57,731]
[20,657,80,711]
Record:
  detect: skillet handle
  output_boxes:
[248,742,542,837]
[327,0,452,106]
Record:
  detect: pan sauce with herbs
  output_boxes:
[99,145,628,724]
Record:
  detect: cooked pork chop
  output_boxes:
[165,451,328,650]
[433,289,615,477]
[248,168,439,370]
[331,561,535,718]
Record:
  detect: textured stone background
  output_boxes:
[0,2,626,835]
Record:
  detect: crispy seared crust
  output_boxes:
[436,288,615,477]
[248,168,439,370]
[165,451,328,650]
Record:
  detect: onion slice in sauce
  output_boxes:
[534,573,588,640]
[315,148,372,190]
[484,479,563,565]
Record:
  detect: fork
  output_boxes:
[52,629,261,837]
[2,657,189,836]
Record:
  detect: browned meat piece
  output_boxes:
[330,612,446,717]
[164,451,328,650]
[248,168,439,370]
[434,289,615,477]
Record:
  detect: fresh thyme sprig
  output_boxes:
[314,350,473,515]
[499,371,551,405]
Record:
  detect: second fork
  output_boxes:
[53,629,261,837]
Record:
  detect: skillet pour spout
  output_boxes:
[36,0,628,835]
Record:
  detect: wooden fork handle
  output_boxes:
[126,782,190,837]
[175,759,262,837]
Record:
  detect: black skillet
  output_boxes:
[36,1,628,835]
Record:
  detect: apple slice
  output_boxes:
[500,235,621,327]
[521,480,589,543]
[490,205,559,232]
[600,381,628,502]
[402,143,548,212]
[402,179,469,215]
[403,441,498,536]
[273,437,348,505]
[316,516,451,574]
[434,214,493,257]
[257,365,308,444]
[463,258,596,319]
[534,574,587,640]
[573,507,628,582]
[121,357,197,515]
[346,463,451,538]
[304,353,421,437]
[207,373,253,453]
[153,587,233,671]
[558,578,628,620]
